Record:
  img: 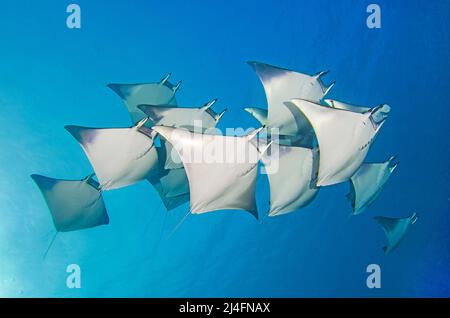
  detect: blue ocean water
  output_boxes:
[0,0,449,297]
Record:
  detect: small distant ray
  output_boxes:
[31,174,109,232]
[286,99,389,186]
[247,61,334,147]
[374,213,419,254]
[65,118,159,190]
[107,73,180,124]
[153,126,270,219]
[348,156,399,215]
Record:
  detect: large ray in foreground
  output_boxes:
[107,73,180,124]
[65,119,159,190]
[153,126,268,218]
[374,213,418,254]
[348,156,398,215]
[259,141,319,216]
[287,99,388,186]
[247,61,334,146]
[31,174,109,232]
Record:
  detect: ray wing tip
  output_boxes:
[246,60,263,69]
[64,125,88,143]
[30,174,42,182]
[64,125,79,136]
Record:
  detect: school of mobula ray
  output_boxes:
[31,61,418,255]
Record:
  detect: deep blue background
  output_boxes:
[0,0,449,297]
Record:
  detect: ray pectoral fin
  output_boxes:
[138,104,170,123]
[65,125,88,144]
[264,145,319,216]
[244,107,268,126]
[137,104,157,120]
[374,216,397,253]
[374,216,397,234]
[31,174,53,191]
[148,171,190,211]
[246,61,289,82]
[66,125,159,190]
[283,100,311,125]
[107,77,179,126]
[323,99,371,113]
[107,83,128,99]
